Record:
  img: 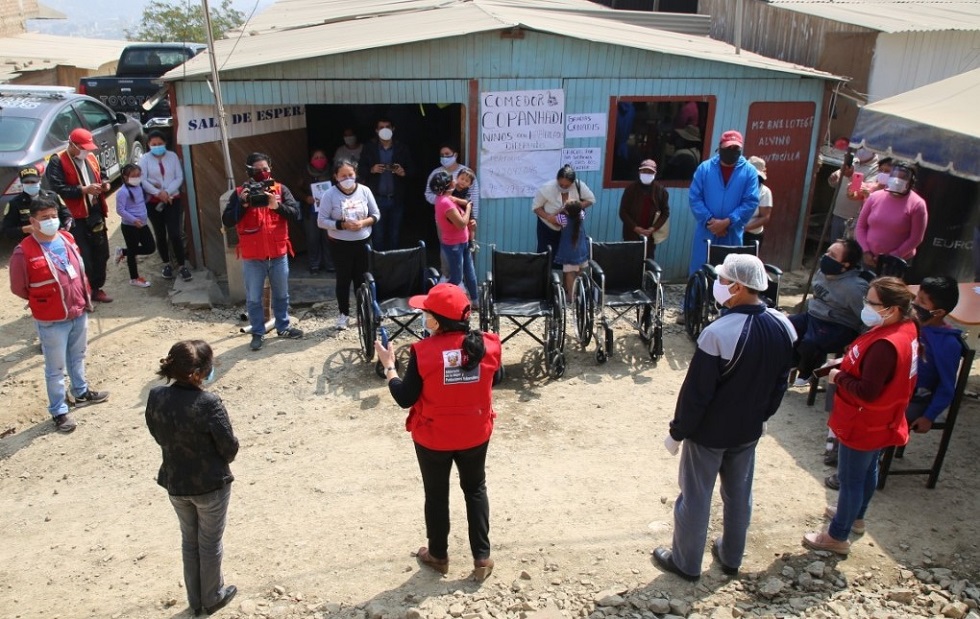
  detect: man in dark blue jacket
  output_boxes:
[654,254,796,581]
[359,118,414,251]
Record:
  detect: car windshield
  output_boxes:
[0,117,39,152]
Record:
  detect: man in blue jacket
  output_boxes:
[654,254,796,581]
[686,130,759,276]
[908,276,963,432]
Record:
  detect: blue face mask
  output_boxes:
[203,366,215,384]
[23,183,41,196]
[150,145,167,157]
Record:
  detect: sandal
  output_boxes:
[415,547,449,575]
[472,557,494,581]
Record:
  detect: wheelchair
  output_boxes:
[478,248,567,378]
[683,240,783,341]
[355,242,439,377]
[572,238,665,364]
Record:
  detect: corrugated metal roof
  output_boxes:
[0,33,128,82]
[763,1,980,33]
[166,0,837,81]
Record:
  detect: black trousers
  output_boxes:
[331,237,368,316]
[414,440,491,561]
[120,224,157,279]
[70,219,109,290]
[536,219,561,268]
[148,199,186,266]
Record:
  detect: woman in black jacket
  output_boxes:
[145,340,239,616]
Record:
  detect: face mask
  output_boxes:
[861,304,885,328]
[819,255,845,276]
[912,303,936,324]
[876,172,890,186]
[203,367,216,384]
[37,218,60,236]
[23,183,41,196]
[310,157,328,171]
[440,155,457,167]
[377,128,393,141]
[150,145,167,157]
[712,280,736,306]
[719,149,741,166]
[855,148,873,162]
[639,173,655,185]
[887,177,909,194]
[344,135,357,147]
[422,312,436,336]
[339,178,356,190]
[126,177,141,187]
[252,169,272,181]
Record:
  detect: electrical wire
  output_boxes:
[219,0,263,71]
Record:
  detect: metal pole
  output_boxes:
[734,0,743,55]
[201,0,235,192]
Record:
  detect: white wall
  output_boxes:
[869,31,980,103]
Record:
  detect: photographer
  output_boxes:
[360,118,414,251]
[222,152,303,351]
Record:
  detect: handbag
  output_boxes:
[651,214,670,245]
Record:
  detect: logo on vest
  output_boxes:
[443,349,479,385]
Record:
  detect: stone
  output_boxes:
[449,602,466,617]
[797,573,813,589]
[886,589,916,604]
[944,602,969,619]
[239,599,258,614]
[669,599,692,616]
[520,570,533,580]
[525,605,564,619]
[759,577,785,598]
[405,608,423,619]
[273,585,286,595]
[710,608,736,619]
[806,561,826,577]
[781,566,796,579]
[595,591,625,608]
[366,601,388,619]
[648,598,670,614]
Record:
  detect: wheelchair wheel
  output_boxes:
[545,284,567,378]
[355,284,376,361]
[572,275,593,349]
[595,348,607,364]
[683,272,707,341]
[479,283,492,333]
[604,324,614,357]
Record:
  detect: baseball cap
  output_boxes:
[638,159,657,172]
[675,125,701,142]
[717,254,768,291]
[747,156,767,180]
[719,130,744,149]
[19,166,41,182]
[408,283,471,321]
[68,128,97,150]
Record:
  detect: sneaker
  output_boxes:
[179,266,193,282]
[250,334,264,351]
[824,473,840,490]
[130,277,151,288]
[277,327,303,339]
[162,265,175,279]
[792,377,812,388]
[824,505,866,535]
[802,530,850,556]
[53,412,77,433]
[74,390,109,408]
[336,314,349,330]
[92,289,113,303]
[114,247,125,266]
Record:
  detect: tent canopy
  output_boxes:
[851,68,980,182]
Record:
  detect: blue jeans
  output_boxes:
[242,256,290,336]
[789,313,858,379]
[671,439,757,575]
[829,444,880,540]
[372,195,403,251]
[441,242,478,301]
[169,484,232,611]
[37,314,89,416]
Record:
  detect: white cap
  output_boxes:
[717,253,768,291]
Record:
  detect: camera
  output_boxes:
[242,179,274,207]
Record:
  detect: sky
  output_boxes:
[28,0,273,40]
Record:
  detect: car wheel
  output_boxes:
[130,139,145,164]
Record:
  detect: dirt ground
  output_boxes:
[1,213,979,619]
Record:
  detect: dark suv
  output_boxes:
[0,85,144,215]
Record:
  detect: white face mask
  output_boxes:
[126,177,141,187]
[37,218,60,236]
[861,304,885,327]
[712,280,736,306]
[339,178,356,190]
[343,135,357,147]
[876,172,890,185]
[639,173,655,185]
[440,155,457,168]
[887,177,909,194]
[855,148,873,163]
[377,127,393,141]
[422,311,437,336]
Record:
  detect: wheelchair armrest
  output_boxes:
[588,259,605,287]
[364,272,376,286]
[645,259,663,279]
[549,271,562,287]
[423,268,440,291]
[765,264,783,278]
[703,264,719,279]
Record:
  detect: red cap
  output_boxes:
[68,128,97,150]
[409,283,471,321]
[719,130,744,149]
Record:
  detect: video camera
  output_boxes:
[242,179,275,207]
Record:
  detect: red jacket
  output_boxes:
[406,331,502,450]
[235,182,293,260]
[56,151,108,220]
[829,320,918,450]
[15,231,91,321]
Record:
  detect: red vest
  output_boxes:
[57,151,108,220]
[235,182,293,260]
[829,320,918,450]
[20,231,91,321]
[406,331,502,450]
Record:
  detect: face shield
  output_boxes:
[886,165,914,195]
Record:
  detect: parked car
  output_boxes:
[78,43,205,133]
[0,85,145,215]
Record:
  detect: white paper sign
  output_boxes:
[310,180,332,213]
[565,113,606,138]
[480,150,562,199]
[561,148,602,172]
[176,105,307,145]
[480,89,565,152]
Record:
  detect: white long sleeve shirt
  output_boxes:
[139,150,184,199]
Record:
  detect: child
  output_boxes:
[908,275,963,433]
[431,171,477,301]
[114,164,157,287]
[555,200,589,296]
[451,167,478,253]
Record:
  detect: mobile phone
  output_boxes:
[379,326,389,348]
[813,360,841,378]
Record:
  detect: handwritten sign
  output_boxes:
[565,113,606,139]
[480,89,565,153]
[480,150,562,199]
[561,148,602,172]
[176,104,307,145]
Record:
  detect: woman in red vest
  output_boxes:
[803,276,917,555]
[375,283,502,581]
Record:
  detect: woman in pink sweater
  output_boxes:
[855,162,928,269]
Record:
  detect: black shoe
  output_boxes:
[73,390,109,408]
[205,585,237,615]
[652,546,699,582]
[53,412,77,433]
[250,334,264,351]
[162,265,175,279]
[710,539,739,576]
[277,327,303,339]
[825,473,840,490]
[179,267,193,282]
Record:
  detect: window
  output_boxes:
[605,96,716,188]
[47,105,84,143]
[0,117,39,152]
[74,100,116,131]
